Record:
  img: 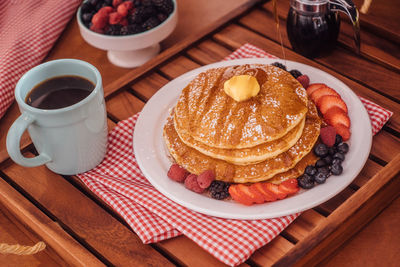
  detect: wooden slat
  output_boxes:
[0,204,64,266]
[274,153,400,266]
[0,177,103,266]
[186,39,232,64]
[159,56,201,79]
[283,210,325,242]
[1,158,174,267]
[240,8,400,101]
[131,72,170,101]
[262,0,400,68]
[213,24,400,133]
[106,90,145,121]
[250,236,294,266]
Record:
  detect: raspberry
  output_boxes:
[297,75,310,89]
[196,170,215,189]
[91,12,109,30]
[167,164,189,183]
[184,174,205,193]
[98,6,114,15]
[320,126,336,147]
[117,3,129,17]
[112,0,123,7]
[109,12,123,25]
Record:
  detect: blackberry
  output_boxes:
[81,2,93,13]
[128,24,144,34]
[157,13,168,22]
[129,6,157,24]
[289,69,302,79]
[89,0,99,6]
[142,0,153,6]
[105,24,122,35]
[209,181,230,200]
[271,62,287,70]
[142,17,160,30]
[82,12,94,23]
[152,0,174,14]
[104,0,112,5]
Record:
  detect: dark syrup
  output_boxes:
[286,8,341,58]
[26,75,95,110]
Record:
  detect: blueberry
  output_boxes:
[81,2,93,13]
[314,143,328,157]
[305,165,317,176]
[333,152,345,161]
[314,172,327,184]
[289,69,302,79]
[337,142,349,154]
[82,12,93,23]
[332,158,342,165]
[297,174,314,189]
[334,134,343,146]
[89,0,99,6]
[323,155,333,165]
[271,62,287,71]
[331,163,343,175]
[328,146,337,155]
[315,159,326,168]
[317,167,331,177]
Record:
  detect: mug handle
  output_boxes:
[6,112,51,167]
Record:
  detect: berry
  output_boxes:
[142,17,160,30]
[109,12,123,25]
[98,6,114,15]
[112,0,123,7]
[324,107,351,128]
[264,183,287,200]
[105,24,122,35]
[252,183,277,202]
[209,181,230,200]
[197,170,215,189]
[315,159,326,168]
[117,3,129,17]
[82,12,94,23]
[127,23,144,34]
[152,0,174,14]
[335,124,351,141]
[328,146,337,155]
[297,174,314,189]
[332,158,342,165]
[229,185,253,205]
[305,165,317,176]
[333,152,345,161]
[317,95,348,114]
[331,163,343,175]
[320,126,336,147]
[297,74,310,88]
[91,12,109,30]
[311,87,340,106]
[335,134,343,146]
[279,179,300,195]
[314,172,327,184]
[90,0,99,6]
[167,163,189,182]
[317,167,331,177]
[81,2,93,13]
[306,83,326,96]
[289,69,302,79]
[323,155,333,165]
[271,62,287,70]
[337,142,349,154]
[157,13,168,22]
[130,5,157,23]
[184,174,205,193]
[314,143,328,157]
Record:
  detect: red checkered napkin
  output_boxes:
[0,0,81,120]
[77,43,393,266]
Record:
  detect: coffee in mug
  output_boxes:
[6,59,108,175]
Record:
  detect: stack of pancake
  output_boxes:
[163,64,321,184]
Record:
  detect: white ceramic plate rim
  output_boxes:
[133,58,372,220]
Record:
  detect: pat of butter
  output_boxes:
[223,75,260,102]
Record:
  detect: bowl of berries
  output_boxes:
[77,0,177,68]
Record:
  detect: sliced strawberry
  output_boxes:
[306,83,326,96]
[318,95,348,114]
[324,107,351,128]
[251,183,277,202]
[264,183,287,200]
[320,126,337,147]
[311,87,340,105]
[279,179,300,195]
[237,184,264,204]
[229,185,253,205]
[335,123,351,141]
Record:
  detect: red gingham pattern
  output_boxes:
[0,0,81,119]
[77,43,393,266]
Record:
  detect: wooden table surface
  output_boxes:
[1,0,399,266]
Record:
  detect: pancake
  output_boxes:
[163,99,321,183]
[174,115,306,165]
[173,64,308,149]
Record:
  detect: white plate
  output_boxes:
[133,58,372,219]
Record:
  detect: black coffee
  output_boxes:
[25,75,95,109]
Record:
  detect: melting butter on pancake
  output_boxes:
[173,64,308,149]
[174,115,305,165]
[163,100,321,183]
